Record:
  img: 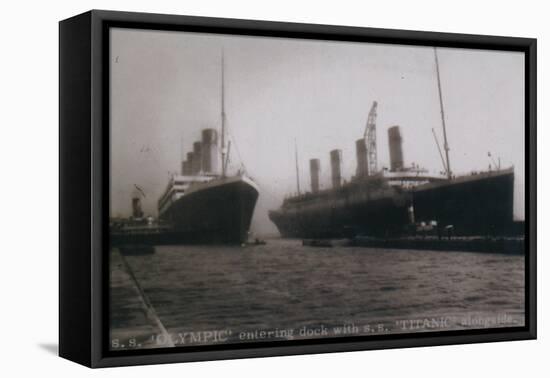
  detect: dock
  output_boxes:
[109,248,173,349]
[303,236,524,255]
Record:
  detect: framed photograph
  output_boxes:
[59,10,536,368]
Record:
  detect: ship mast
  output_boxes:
[434,47,452,179]
[221,50,227,177]
[294,138,301,194]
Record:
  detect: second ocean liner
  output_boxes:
[269,48,516,239]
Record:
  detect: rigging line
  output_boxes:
[250,175,281,201]
[432,128,448,173]
[226,133,280,203]
[227,126,248,173]
[219,120,268,194]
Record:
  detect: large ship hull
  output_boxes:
[269,169,515,238]
[161,176,259,244]
[412,168,514,236]
[269,184,409,239]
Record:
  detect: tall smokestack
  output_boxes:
[309,158,320,193]
[388,126,404,172]
[201,129,219,174]
[181,161,187,175]
[355,138,368,177]
[192,142,202,174]
[330,149,342,189]
[187,152,194,175]
[131,195,143,219]
[182,160,193,175]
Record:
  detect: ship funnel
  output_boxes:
[355,138,368,177]
[131,195,143,219]
[309,158,320,193]
[388,126,404,172]
[201,128,219,174]
[192,141,202,174]
[330,149,343,188]
[181,160,189,176]
[186,152,194,175]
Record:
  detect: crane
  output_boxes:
[434,47,452,179]
[364,101,378,175]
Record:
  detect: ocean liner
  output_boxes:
[269,48,516,239]
[157,54,259,244]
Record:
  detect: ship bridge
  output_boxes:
[158,174,215,216]
[381,169,447,189]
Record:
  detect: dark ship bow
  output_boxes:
[161,175,259,244]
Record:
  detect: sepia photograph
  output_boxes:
[108,27,526,351]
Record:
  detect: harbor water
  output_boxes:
[110,238,525,350]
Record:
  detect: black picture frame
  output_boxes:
[59,9,537,368]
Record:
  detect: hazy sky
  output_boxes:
[110,28,525,234]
